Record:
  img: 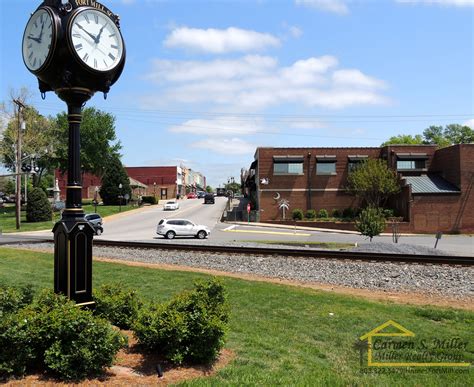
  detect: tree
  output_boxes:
[53,107,121,178]
[99,155,131,205]
[1,90,57,188]
[26,187,52,222]
[346,159,400,208]
[225,181,240,194]
[355,206,386,242]
[206,185,213,193]
[444,124,474,144]
[381,134,423,146]
[382,123,474,148]
[422,125,451,147]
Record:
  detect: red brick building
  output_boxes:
[56,165,206,201]
[242,144,473,233]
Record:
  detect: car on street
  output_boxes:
[197,191,206,198]
[204,193,215,204]
[84,213,104,236]
[156,218,211,239]
[163,200,179,210]
[186,192,197,199]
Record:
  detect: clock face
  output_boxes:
[69,9,124,72]
[22,8,55,72]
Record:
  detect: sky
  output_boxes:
[0,0,473,187]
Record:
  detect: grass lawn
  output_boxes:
[0,203,137,233]
[0,247,472,386]
[243,240,354,249]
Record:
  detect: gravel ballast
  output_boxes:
[6,242,473,300]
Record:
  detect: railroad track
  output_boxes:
[3,237,473,266]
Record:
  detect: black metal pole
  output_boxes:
[64,102,84,218]
[53,88,95,307]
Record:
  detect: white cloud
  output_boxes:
[396,0,474,6]
[289,26,303,38]
[143,55,389,110]
[169,117,266,136]
[164,27,280,53]
[288,120,325,129]
[148,55,277,83]
[463,119,474,129]
[295,0,349,14]
[192,138,256,155]
[333,69,388,89]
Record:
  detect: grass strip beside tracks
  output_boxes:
[0,247,472,385]
[0,203,136,233]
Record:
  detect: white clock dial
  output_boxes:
[22,8,55,72]
[70,9,124,72]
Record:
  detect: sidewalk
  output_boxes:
[226,220,448,237]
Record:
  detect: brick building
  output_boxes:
[242,144,473,233]
[56,165,206,201]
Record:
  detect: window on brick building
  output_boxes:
[316,155,337,175]
[273,155,304,175]
[395,153,428,171]
[348,155,368,172]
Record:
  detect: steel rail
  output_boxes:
[91,239,473,266]
[1,238,472,266]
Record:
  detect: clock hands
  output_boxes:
[76,23,98,43]
[27,35,41,43]
[38,20,45,41]
[95,24,107,43]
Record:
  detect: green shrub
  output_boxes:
[382,208,395,219]
[342,207,355,219]
[317,209,329,218]
[93,283,143,329]
[355,206,386,241]
[0,285,34,316]
[291,209,304,221]
[0,312,35,377]
[141,195,158,205]
[26,187,52,222]
[332,209,341,218]
[305,209,316,219]
[0,290,126,381]
[134,278,229,365]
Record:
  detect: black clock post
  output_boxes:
[53,88,95,306]
[22,0,125,306]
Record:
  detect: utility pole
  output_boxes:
[13,99,26,230]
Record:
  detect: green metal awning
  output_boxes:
[404,175,460,194]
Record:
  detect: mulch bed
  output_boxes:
[6,330,234,386]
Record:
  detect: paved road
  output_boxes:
[97,196,228,241]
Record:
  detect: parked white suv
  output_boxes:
[156,219,210,239]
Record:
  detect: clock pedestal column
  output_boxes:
[53,88,95,307]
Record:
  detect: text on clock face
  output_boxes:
[23,9,54,71]
[70,10,123,71]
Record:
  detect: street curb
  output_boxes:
[225,221,438,237]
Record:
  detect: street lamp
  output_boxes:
[153,182,156,199]
[119,183,123,212]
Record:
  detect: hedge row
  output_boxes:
[0,278,229,381]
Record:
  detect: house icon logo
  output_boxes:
[358,320,471,368]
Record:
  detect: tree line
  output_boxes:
[381,124,473,147]
[0,92,130,204]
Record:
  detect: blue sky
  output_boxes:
[1,0,473,187]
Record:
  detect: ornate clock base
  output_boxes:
[53,219,95,306]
